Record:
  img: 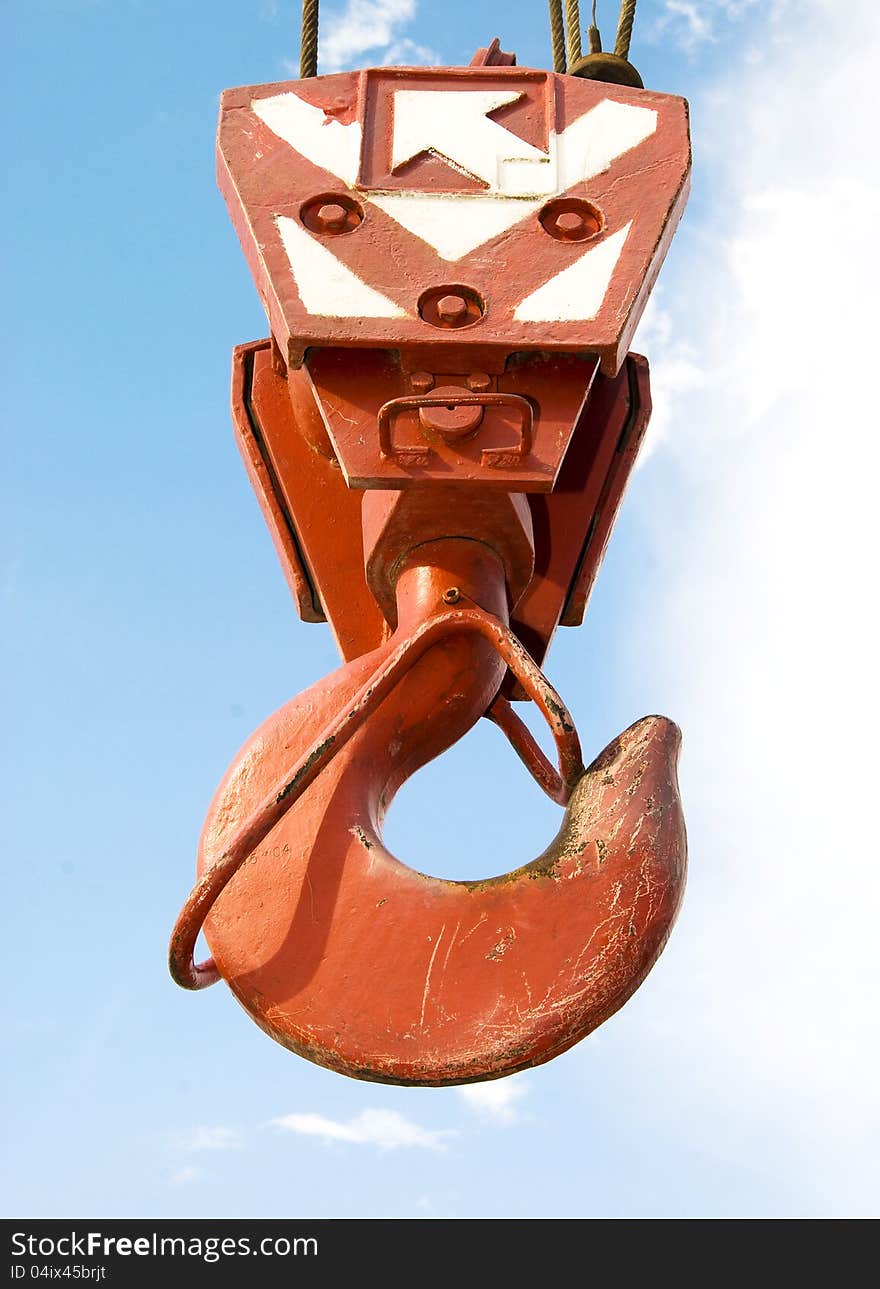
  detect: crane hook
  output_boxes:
[170,43,693,1081]
[170,537,685,1085]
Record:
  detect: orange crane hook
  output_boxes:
[170,531,685,1084]
[169,39,692,1082]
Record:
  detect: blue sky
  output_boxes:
[3,0,879,1218]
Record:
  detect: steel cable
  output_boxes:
[564,0,583,65]
[300,0,319,77]
[548,0,567,71]
[614,0,637,59]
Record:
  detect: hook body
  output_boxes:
[188,545,685,1084]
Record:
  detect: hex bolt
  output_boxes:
[410,371,435,393]
[436,294,469,326]
[315,202,349,233]
[554,211,588,239]
[467,372,492,393]
[442,587,462,605]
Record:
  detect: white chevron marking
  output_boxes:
[276,216,406,318]
[513,223,633,321]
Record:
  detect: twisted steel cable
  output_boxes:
[564,0,583,65]
[548,0,567,71]
[300,0,319,77]
[614,0,637,59]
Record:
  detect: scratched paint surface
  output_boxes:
[217,66,691,373]
[198,628,686,1085]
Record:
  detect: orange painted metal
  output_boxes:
[217,67,690,373]
[306,346,598,491]
[362,486,536,626]
[170,49,692,1082]
[231,341,651,667]
[170,539,686,1083]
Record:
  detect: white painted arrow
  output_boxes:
[250,88,659,264]
[252,92,362,187]
[556,99,657,189]
[391,89,552,196]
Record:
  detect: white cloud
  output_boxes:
[623,0,880,1211]
[660,0,714,47]
[178,1125,243,1152]
[650,0,767,50]
[168,1166,203,1187]
[380,36,439,67]
[633,294,708,460]
[318,1,439,73]
[457,1077,529,1122]
[271,1107,456,1151]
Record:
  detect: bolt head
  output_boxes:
[467,371,492,393]
[539,199,603,243]
[436,294,469,325]
[315,202,349,233]
[409,370,435,393]
[554,211,589,239]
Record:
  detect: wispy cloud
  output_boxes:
[177,1125,244,1152]
[317,0,439,73]
[272,1107,456,1151]
[633,295,708,461]
[378,36,438,67]
[168,1165,203,1187]
[649,0,768,51]
[624,0,880,1212]
[457,1076,529,1123]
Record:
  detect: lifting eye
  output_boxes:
[538,198,604,242]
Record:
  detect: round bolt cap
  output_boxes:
[467,371,492,393]
[409,371,435,393]
[436,294,469,325]
[418,285,484,330]
[300,193,365,236]
[555,211,588,239]
[315,202,348,232]
[539,198,603,243]
[419,390,483,439]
